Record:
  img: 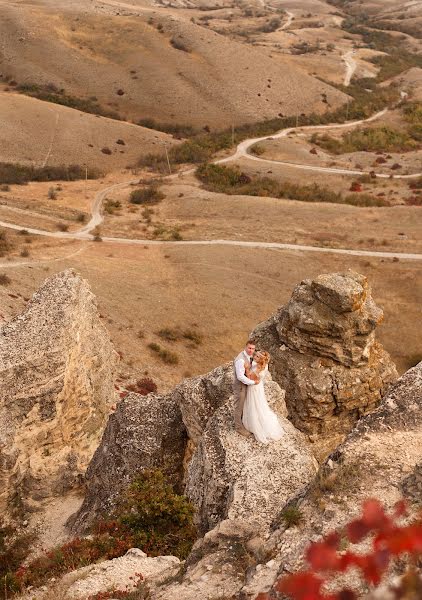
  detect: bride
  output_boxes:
[242,351,284,444]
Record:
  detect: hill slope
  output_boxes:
[0,0,349,129]
[0,92,176,170]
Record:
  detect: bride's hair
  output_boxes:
[255,351,270,372]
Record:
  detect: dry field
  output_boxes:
[1,239,421,392]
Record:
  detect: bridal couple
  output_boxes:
[233,339,284,444]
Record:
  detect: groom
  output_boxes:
[233,339,258,436]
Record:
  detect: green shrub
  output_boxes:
[196,163,387,207]
[6,471,196,598]
[281,505,304,528]
[0,230,12,257]
[0,163,102,185]
[138,119,199,138]
[0,273,11,285]
[148,342,179,364]
[130,186,164,205]
[312,126,418,154]
[48,186,57,199]
[16,83,123,120]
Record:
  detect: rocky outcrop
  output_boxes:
[70,391,187,532]
[253,361,422,598]
[0,269,117,517]
[252,270,397,455]
[186,378,318,535]
[152,519,262,600]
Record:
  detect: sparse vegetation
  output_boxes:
[15,83,123,120]
[104,198,122,214]
[0,230,12,257]
[281,505,304,529]
[125,378,157,396]
[129,186,165,205]
[137,119,199,138]
[196,163,388,207]
[48,186,58,200]
[1,471,196,598]
[0,163,101,185]
[0,273,11,285]
[156,327,203,345]
[148,342,179,364]
[311,126,419,154]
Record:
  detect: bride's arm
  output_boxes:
[244,362,259,383]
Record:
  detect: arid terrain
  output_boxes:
[0,0,421,392]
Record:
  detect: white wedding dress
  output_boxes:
[242,364,284,444]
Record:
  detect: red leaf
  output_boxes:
[346,519,370,544]
[306,537,340,572]
[277,572,325,600]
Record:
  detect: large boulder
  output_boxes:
[185,379,318,535]
[0,269,117,517]
[69,391,187,532]
[173,364,234,446]
[252,270,397,456]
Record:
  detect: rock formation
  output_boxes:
[252,270,397,456]
[0,269,117,518]
[70,391,187,532]
[247,360,422,598]
[186,381,318,534]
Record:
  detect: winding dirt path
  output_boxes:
[1,107,422,261]
[342,50,357,87]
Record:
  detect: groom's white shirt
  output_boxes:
[234,350,256,386]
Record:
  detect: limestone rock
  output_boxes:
[174,364,234,445]
[185,379,317,535]
[261,361,422,597]
[252,270,397,452]
[70,391,187,532]
[0,269,117,517]
[152,519,258,600]
[64,548,180,599]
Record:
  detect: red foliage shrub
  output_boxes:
[350,182,362,192]
[259,499,422,600]
[125,378,157,396]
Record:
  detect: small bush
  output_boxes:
[76,213,86,222]
[104,198,122,214]
[148,342,179,364]
[0,184,10,192]
[157,327,180,342]
[281,505,304,529]
[130,186,164,205]
[48,186,57,200]
[0,230,12,256]
[101,147,112,155]
[126,378,157,396]
[56,222,69,232]
[0,274,11,285]
[20,248,30,258]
